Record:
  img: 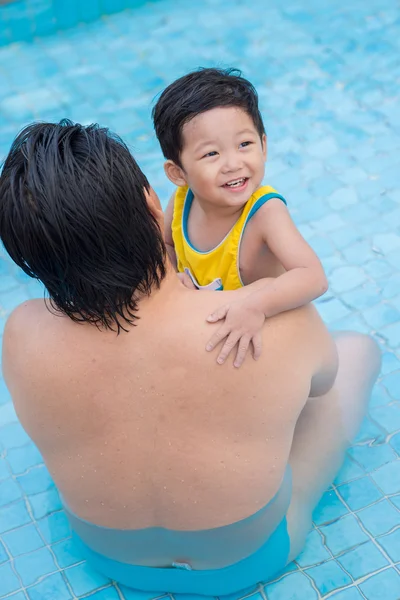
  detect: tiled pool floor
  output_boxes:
[1,0,400,598]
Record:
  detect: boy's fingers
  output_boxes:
[206,305,229,323]
[233,335,251,368]
[216,332,241,365]
[205,324,230,352]
[252,334,263,361]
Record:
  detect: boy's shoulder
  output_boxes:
[244,185,288,220]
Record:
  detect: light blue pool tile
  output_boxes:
[0,422,31,449]
[0,539,8,563]
[330,226,362,250]
[330,267,366,293]
[52,537,83,568]
[371,460,400,494]
[7,442,43,475]
[0,458,11,482]
[328,589,365,600]
[391,494,400,510]
[0,377,11,405]
[4,592,26,600]
[17,465,54,496]
[14,546,57,586]
[29,486,62,519]
[359,568,400,600]
[382,371,400,399]
[37,510,71,544]
[364,260,393,279]
[0,402,18,427]
[3,523,44,556]
[319,515,369,556]
[370,404,400,433]
[265,571,319,600]
[373,233,400,254]
[0,561,21,597]
[306,561,351,596]
[341,284,382,310]
[342,240,375,265]
[0,500,31,533]
[279,561,298,576]
[64,561,111,596]
[337,477,382,511]
[313,490,348,526]
[357,499,400,536]
[316,298,351,324]
[328,187,358,210]
[296,529,330,567]
[337,541,389,580]
[370,385,393,408]
[330,313,369,334]
[0,274,23,294]
[0,477,22,507]
[27,571,73,600]
[309,175,342,198]
[311,213,345,233]
[85,586,121,599]
[353,417,385,444]
[341,203,376,225]
[377,528,400,563]
[391,432,400,456]
[307,235,336,258]
[363,304,400,330]
[119,588,168,600]
[382,274,400,299]
[348,444,397,472]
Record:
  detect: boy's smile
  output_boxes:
[176,106,266,211]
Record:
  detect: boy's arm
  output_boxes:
[164,192,178,270]
[206,199,328,367]
[243,198,328,317]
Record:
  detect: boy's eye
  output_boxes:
[239,141,252,148]
[202,151,218,158]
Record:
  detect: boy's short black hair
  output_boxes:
[152,67,265,167]
[0,120,166,332]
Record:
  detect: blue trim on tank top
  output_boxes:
[182,189,287,254]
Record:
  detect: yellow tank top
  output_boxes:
[171,185,287,290]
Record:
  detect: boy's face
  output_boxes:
[177,107,266,209]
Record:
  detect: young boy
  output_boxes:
[152,68,328,368]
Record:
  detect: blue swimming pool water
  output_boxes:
[0,0,400,598]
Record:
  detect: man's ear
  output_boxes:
[144,187,164,232]
[164,160,187,187]
[262,134,267,161]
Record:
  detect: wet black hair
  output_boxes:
[152,67,266,167]
[0,120,166,332]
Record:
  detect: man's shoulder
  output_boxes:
[5,298,49,332]
[3,299,57,366]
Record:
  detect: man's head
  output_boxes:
[152,68,267,208]
[0,120,166,331]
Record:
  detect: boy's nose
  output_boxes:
[221,152,243,174]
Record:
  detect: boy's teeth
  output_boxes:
[226,178,245,187]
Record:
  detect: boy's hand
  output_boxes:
[205,299,265,368]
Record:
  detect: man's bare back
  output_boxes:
[3,275,336,532]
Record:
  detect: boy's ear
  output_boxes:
[164,160,187,187]
[262,134,267,161]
